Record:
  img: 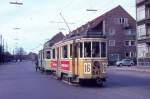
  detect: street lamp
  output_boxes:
[13,27,21,30]
[86,9,97,12]
[9,1,23,5]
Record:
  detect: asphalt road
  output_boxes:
[0,61,150,99]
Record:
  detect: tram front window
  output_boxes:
[92,42,100,57]
[84,42,91,57]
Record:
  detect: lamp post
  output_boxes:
[9,1,23,5]
[86,9,97,11]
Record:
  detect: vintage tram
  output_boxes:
[38,31,107,85]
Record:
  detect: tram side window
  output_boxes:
[84,42,91,57]
[101,42,106,57]
[92,42,100,57]
[80,43,83,58]
[74,44,77,58]
[42,52,44,59]
[52,49,55,59]
[70,43,77,58]
[70,44,72,58]
[46,51,51,59]
[62,45,68,58]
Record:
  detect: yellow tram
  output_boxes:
[38,32,107,85]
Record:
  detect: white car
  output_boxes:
[116,59,134,66]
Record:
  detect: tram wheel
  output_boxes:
[96,79,104,87]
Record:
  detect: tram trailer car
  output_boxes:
[38,50,45,72]
[43,48,52,72]
[39,36,107,85]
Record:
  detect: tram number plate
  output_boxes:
[84,63,91,74]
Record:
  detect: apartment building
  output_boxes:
[136,0,150,66]
[69,5,136,65]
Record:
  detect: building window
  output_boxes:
[52,49,55,59]
[119,18,128,24]
[62,45,68,58]
[146,7,150,19]
[109,40,115,46]
[131,41,135,46]
[125,40,135,46]
[108,54,120,61]
[130,52,135,58]
[92,42,100,57]
[137,24,146,38]
[125,52,136,58]
[137,5,145,21]
[84,42,91,57]
[125,52,130,58]
[109,28,116,35]
[46,51,51,59]
[125,41,130,46]
[138,44,148,58]
[147,26,150,36]
[125,29,136,35]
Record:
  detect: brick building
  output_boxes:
[69,5,136,65]
[136,0,150,66]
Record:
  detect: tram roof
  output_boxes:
[44,32,65,49]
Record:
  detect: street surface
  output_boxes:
[0,61,150,99]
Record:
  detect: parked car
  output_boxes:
[116,59,134,66]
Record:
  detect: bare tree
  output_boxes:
[15,47,26,62]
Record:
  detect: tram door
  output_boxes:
[72,42,79,75]
[40,51,44,69]
[56,47,60,77]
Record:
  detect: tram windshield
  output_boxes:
[84,41,106,58]
[84,42,91,57]
[101,42,106,57]
[92,42,100,57]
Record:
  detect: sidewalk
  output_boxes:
[108,66,150,73]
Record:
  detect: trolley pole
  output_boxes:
[59,13,71,33]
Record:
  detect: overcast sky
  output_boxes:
[0,0,135,54]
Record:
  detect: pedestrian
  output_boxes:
[35,59,39,71]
